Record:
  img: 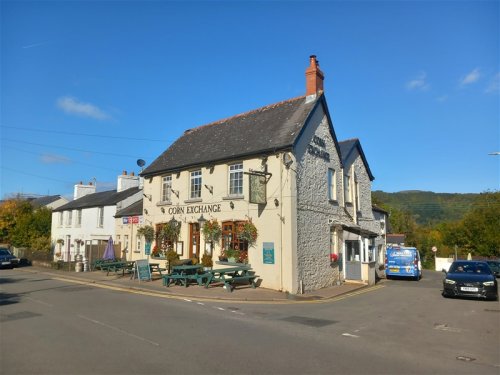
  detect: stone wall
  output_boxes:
[294,104,344,291]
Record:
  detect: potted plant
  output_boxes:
[201,253,213,270]
[165,249,180,273]
[151,245,162,258]
[225,248,241,263]
[237,221,258,247]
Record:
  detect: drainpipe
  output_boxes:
[280,154,284,291]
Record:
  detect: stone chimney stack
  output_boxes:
[305,55,324,98]
[74,181,96,200]
[117,170,140,192]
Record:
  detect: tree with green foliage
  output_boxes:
[0,199,52,252]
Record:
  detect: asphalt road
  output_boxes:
[1,268,499,374]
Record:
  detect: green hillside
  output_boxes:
[372,190,478,225]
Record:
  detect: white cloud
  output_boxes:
[460,68,481,86]
[56,96,110,120]
[406,72,429,91]
[41,153,71,164]
[485,73,499,94]
[436,95,448,102]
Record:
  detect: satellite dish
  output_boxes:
[136,159,146,168]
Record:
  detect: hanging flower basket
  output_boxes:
[56,239,64,245]
[202,219,222,243]
[137,225,155,243]
[237,221,258,247]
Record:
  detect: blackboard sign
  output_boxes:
[135,259,151,281]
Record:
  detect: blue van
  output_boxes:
[385,246,422,280]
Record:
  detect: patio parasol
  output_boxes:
[102,237,115,260]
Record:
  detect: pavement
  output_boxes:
[17,264,378,303]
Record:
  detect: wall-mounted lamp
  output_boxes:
[283,153,293,169]
[143,193,152,201]
[204,184,213,194]
[176,172,181,179]
[274,198,279,207]
[144,209,148,215]
[229,201,234,209]
[170,216,179,227]
[171,189,179,198]
[208,165,215,174]
[198,214,207,227]
[161,207,165,213]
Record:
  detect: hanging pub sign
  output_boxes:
[249,174,267,204]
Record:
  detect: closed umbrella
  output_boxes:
[102,237,115,260]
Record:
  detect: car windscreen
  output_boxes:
[487,262,500,271]
[0,249,11,256]
[449,262,492,274]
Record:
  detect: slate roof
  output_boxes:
[29,195,64,208]
[338,138,375,181]
[53,187,141,212]
[115,200,143,218]
[142,95,321,177]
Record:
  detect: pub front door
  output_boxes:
[189,223,200,260]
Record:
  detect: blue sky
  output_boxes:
[1,0,499,199]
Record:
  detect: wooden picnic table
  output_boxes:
[100,261,135,276]
[204,265,259,292]
[148,262,167,278]
[163,264,207,287]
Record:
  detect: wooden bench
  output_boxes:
[163,272,210,287]
[222,274,259,292]
[100,261,134,276]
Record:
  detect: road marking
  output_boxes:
[183,298,192,302]
[78,314,160,346]
[197,302,205,305]
[48,275,383,305]
[215,307,225,311]
[25,297,53,307]
[342,333,360,338]
[434,324,462,333]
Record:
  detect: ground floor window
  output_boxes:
[345,240,360,262]
[221,221,249,262]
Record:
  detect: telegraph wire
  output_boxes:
[1,137,156,159]
[0,125,175,143]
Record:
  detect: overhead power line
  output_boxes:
[1,125,172,143]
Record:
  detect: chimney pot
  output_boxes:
[130,171,135,176]
[305,55,324,96]
[123,170,127,175]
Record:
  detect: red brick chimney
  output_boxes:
[305,55,324,96]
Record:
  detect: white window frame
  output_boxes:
[136,237,141,253]
[190,170,202,199]
[328,168,336,201]
[76,209,82,227]
[58,212,63,227]
[97,207,104,228]
[124,235,129,251]
[66,211,72,227]
[161,175,172,202]
[228,163,243,196]
[344,173,351,203]
[354,175,360,211]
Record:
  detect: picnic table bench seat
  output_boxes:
[211,274,260,292]
[163,272,210,287]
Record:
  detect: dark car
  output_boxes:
[442,260,498,301]
[486,260,500,278]
[0,248,19,269]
